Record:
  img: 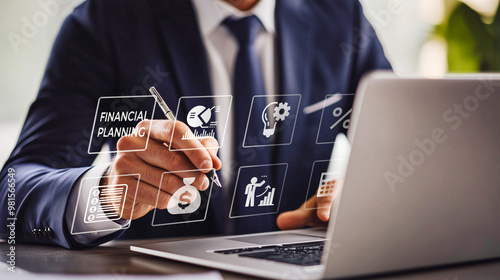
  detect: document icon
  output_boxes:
[84,185,128,223]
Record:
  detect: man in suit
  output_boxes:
[0,0,391,248]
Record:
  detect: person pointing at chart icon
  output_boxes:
[245,177,266,208]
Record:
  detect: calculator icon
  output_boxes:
[316,172,337,198]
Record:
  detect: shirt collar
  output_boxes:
[191,0,276,37]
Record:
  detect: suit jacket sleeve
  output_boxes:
[0,1,121,249]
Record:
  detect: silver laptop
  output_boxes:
[131,72,500,279]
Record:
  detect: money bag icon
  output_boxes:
[167,177,201,215]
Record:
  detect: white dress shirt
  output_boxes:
[65,0,277,244]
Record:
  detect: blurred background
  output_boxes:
[1,0,499,165]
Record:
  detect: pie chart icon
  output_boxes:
[187,105,212,128]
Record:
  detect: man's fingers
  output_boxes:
[316,194,334,222]
[106,176,160,220]
[113,150,209,193]
[316,179,343,221]
[133,139,210,187]
[277,195,314,230]
[126,204,154,220]
[137,137,198,172]
[122,176,181,211]
[117,126,216,184]
[276,208,310,230]
[277,192,335,230]
[137,120,214,170]
[199,137,222,170]
[316,204,332,222]
[120,176,164,207]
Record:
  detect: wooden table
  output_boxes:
[1,239,500,279]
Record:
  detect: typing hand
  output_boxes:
[103,120,221,220]
[276,179,343,230]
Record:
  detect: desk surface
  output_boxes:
[1,239,500,280]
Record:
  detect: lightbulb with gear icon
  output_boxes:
[261,101,291,138]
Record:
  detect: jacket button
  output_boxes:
[32,228,42,238]
[44,227,54,239]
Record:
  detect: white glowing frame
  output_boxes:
[88,96,156,154]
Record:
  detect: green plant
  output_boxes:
[440,2,500,72]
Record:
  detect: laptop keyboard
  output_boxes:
[214,241,325,266]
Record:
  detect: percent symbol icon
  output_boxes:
[330,107,352,130]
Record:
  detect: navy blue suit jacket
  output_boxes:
[0,0,390,248]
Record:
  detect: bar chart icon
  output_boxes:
[258,188,275,206]
[84,185,128,223]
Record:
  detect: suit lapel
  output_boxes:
[155,0,213,116]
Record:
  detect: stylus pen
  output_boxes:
[149,86,222,188]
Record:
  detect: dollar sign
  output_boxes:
[178,191,192,209]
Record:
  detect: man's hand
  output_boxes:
[104,120,221,220]
[276,180,342,230]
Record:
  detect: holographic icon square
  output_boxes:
[304,160,341,210]
[152,169,214,226]
[316,94,355,144]
[229,163,288,218]
[243,95,301,147]
[70,174,140,235]
[88,96,156,154]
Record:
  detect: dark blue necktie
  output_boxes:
[224,15,269,153]
[224,16,273,233]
